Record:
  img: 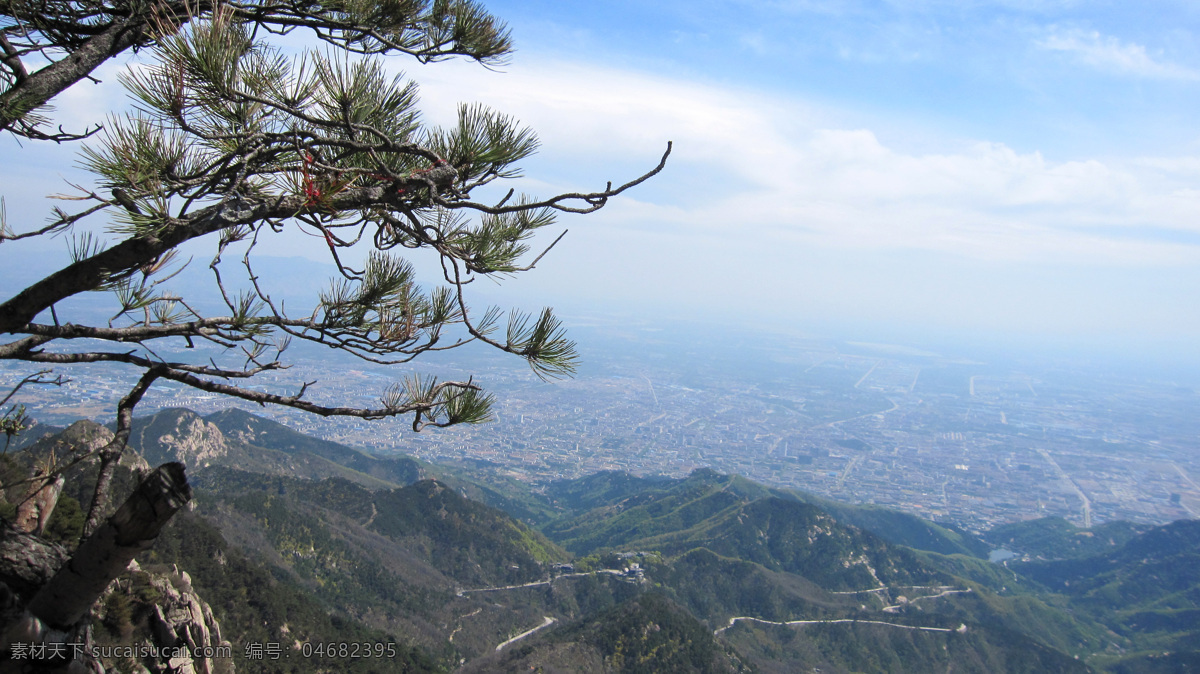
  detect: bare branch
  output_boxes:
[81,369,160,538]
[0,369,67,409]
[1,368,68,451]
[0,199,109,242]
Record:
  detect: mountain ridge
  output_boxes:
[8,408,1198,672]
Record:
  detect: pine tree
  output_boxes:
[0,1,668,667]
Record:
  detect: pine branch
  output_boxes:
[1,0,515,140]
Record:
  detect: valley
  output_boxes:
[5,407,1197,672]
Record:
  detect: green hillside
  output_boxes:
[124,408,403,489]
[541,469,784,554]
[986,516,1150,560]
[1013,519,1200,669]
[541,469,950,590]
[205,408,425,485]
[10,410,1197,673]
[194,466,567,594]
[654,548,858,624]
[545,467,990,559]
[722,616,1093,674]
[800,497,992,558]
[628,497,950,590]
[461,593,752,674]
[145,510,440,673]
[544,470,675,514]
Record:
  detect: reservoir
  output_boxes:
[988,548,1016,563]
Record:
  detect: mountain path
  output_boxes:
[716,616,968,636]
[448,608,482,643]
[495,616,556,651]
[830,584,958,595]
[457,569,629,596]
[882,588,972,612]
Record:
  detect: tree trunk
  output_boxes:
[81,370,158,539]
[27,462,191,629]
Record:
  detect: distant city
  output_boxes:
[6,317,1199,533]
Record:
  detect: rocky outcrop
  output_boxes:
[0,520,68,605]
[129,564,233,674]
[13,477,64,538]
[28,422,111,459]
[0,463,195,674]
[6,421,115,536]
[6,420,152,522]
[136,412,231,469]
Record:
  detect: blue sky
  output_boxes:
[4,1,1200,368]
[407,0,1200,365]
[478,0,1200,157]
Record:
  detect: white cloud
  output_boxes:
[408,56,1200,268]
[13,50,1200,271]
[6,46,1197,341]
[1037,29,1200,80]
[736,0,1079,17]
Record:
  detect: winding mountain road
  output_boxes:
[716,616,968,636]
